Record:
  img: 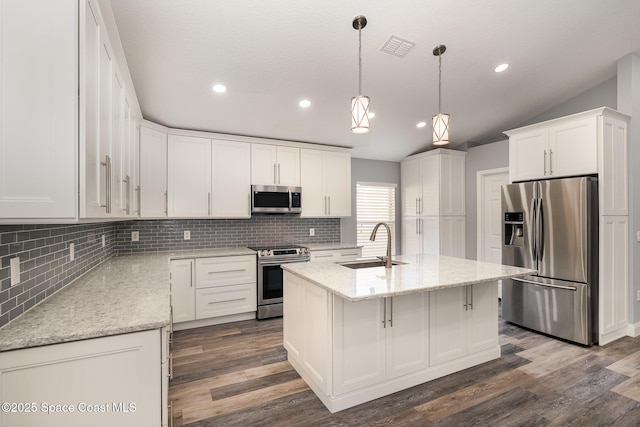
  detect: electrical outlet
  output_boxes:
[184,230,191,240]
[637,290,640,302]
[10,257,20,286]
[102,234,106,248]
[131,231,139,242]
[637,231,640,243]
[309,228,315,237]
[69,243,75,261]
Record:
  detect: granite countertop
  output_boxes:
[282,254,536,302]
[0,247,256,352]
[303,242,362,251]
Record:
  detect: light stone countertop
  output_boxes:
[282,254,536,301]
[0,248,256,352]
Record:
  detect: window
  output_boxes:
[356,182,396,258]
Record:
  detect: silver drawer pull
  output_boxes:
[208,298,246,304]
[341,253,360,257]
[315,254,333,258]
[207,269,246,274]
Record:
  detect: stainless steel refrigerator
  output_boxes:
[501,176,598,345]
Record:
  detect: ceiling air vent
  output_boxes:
[380,35,415,58]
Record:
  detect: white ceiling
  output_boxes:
[108,0,640,161]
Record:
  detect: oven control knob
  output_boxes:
[301,247,309,255]
[266,250,273,256]
[259,250,267,257]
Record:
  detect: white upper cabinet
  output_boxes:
[251,144,300,186]
[507,113,599,182]
[300,149,351,217]
[0,0,78,220]
[139,126,168,218]
[167,135,212,217]
[211,139,251,218]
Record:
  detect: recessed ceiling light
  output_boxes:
[416,121,427,128]
[299,99,311,108]
[212,84,227,93]
[494,63,509,73]
[369,112,375,119]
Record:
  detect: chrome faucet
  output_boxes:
[370,222,392,268]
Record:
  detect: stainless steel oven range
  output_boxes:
[250,244,310,319]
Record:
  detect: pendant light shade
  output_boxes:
[351,15,370,134]
[432,44,450,145]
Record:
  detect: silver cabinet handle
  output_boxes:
[388,297,393,327]
[327,196,331,216]
[168,401,173,427]
[248,193,251,216]
[207,269,246,274]
[469,286,473,310]
[100,155,112,213]
[382,298,387,328]
[543,150,547,175]
[463,286,468,311]
[278,163,281,184]
[549,149,553,175]
[273,163,277,184]
[208,192,211,216]
[324,196,327,215]
[135,185,140,215]
[168,353,173,379]
[190,262,193,287]
[124,175,131,215]
[164,190,168,216]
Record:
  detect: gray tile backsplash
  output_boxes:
[0,216,340,328]
[115,217,341,253]
[0,224,116,327]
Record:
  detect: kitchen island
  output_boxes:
[281,254,535,413]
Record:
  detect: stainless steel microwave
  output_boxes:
[251,185,302,214]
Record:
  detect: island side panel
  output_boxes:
[283,271,332,395]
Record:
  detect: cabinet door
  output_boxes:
[251,144,277,185]
[110,71,125,216]
[333,297,386,395]
[386,294,429,378]
[276,146,300,186]
[509,129,548,182]
[549,116,597,177]
[125,100,139,217]
[167,135,211,217]
[324,152,351,217]
[420,155,440,216]
[0,0,77,219]
[0,330,161,427]
[139,126,168,217]
[599,116,628,215]
[195,283,256,319]
[599,216,628,340]
[421,217,441,256]
[401,159,421,216]
[440,154,465,215]
[402,217,421,255]
[170,259,195,323]
[300,149,326,217]
[194,255,256,288]
[211,140,251,218]
[440,216,466,258]
[467,282,499,354]
[429,286,467,366]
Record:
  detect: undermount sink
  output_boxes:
[340,259,407,269]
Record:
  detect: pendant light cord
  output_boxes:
[358,28,362,96]
[438,53,442,114]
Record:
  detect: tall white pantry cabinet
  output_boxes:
[505,107,630,345]
[401,149,466,258]
[0,0,141,222]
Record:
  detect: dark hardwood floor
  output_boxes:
[169,311,640,426]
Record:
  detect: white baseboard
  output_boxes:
[627,321,640,338]
[173,312,256,331]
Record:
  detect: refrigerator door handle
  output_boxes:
[513,277,577,291]
[530,198,537,262]
[537,198,544,261]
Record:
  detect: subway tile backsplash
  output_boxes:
[0,216,340,327]
[115,217,341,253]
[0,223,116,327]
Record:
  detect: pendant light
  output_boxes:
[351,15,370,134]
[432,44,450,145]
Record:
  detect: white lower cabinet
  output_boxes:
[429,281,498,366]
[0,329,162,427]
[333,293,429,395]
[170,255,257,327]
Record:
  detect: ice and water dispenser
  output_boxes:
[504,212,524,246]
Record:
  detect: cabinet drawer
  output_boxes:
[195,255,256,288]
[335,248,362,261]
[310,251,336,262]
[195,283,257,319]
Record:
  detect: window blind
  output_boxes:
[356,182,396,258]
